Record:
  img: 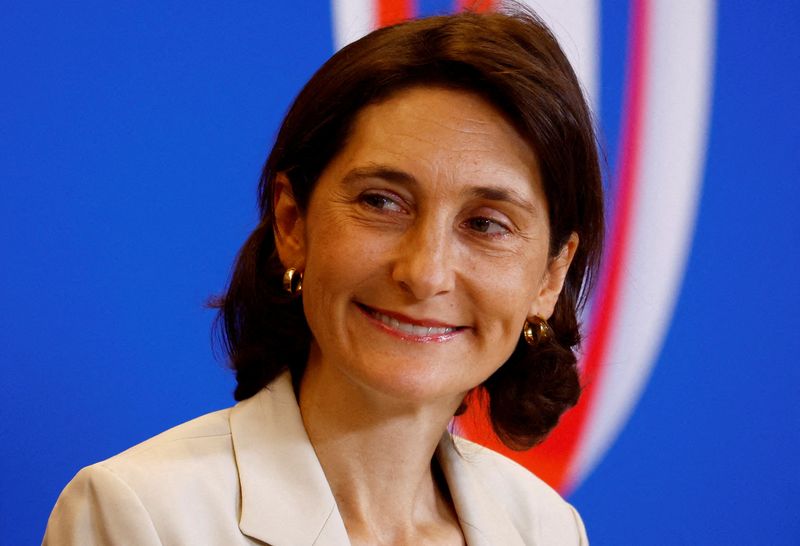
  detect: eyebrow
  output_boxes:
[341,163,539,214]
[468,186,539,215]
[340,165,418,187]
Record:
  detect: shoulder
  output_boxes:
[452,435,589,544]
[102,407,234,472]
[91,407,238,504]
[45,408,243,545]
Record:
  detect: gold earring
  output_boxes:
[283,267,303,296]
[523,316,552,346]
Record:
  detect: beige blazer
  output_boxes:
[44,372,588,545]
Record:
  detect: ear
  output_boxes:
[529,232,579,320]
[272,173,306,270]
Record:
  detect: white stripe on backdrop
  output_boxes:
[571,0,716,487]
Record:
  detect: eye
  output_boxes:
[360,192,405,213]
[464,217,511,236]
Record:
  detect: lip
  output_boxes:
[356,303,465,343]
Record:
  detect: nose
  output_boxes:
[391,222,456,300]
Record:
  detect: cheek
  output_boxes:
[308,222,383,277]
[302,218,387,313]
[469,241,548,293]
[467,250,549,329]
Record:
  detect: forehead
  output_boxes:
[330,86,542,192]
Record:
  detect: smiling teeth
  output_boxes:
[372,310,455,336]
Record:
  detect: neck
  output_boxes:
[298,356,465,544]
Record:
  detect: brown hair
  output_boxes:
[215,8,604,449]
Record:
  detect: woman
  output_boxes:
[45,8,603,545]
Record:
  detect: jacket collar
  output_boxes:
[230,371,350,545]
[230,371,525,546]
[437,433,527,546]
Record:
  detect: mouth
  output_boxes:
[356,303,464,341]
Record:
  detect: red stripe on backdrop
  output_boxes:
[378,0,415,26]
[456,0,495,12]
[456,0,652,493]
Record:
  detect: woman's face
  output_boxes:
[275,86,576,407]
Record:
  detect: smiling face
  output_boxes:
[274,86,577,408]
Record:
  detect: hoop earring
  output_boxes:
[523,316,552,346]
[282,267,303,296]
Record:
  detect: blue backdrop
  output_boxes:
[2,2,798,544]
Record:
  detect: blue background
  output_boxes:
[2,2,798,544]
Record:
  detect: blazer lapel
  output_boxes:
[230,372,350,546]
[437,432,528,546]
[229,374,531,546]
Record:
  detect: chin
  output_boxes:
[345,361,475,408]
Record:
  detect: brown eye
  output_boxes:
[465,217,510,235]
[361,193,404,212]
